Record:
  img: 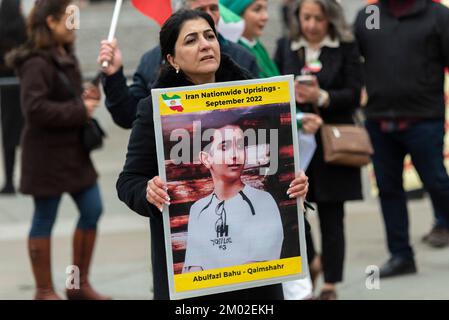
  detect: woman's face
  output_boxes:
[242,0,268,40]
[47,11,76,45]
[168,18,220,84]
[299,0,329,44]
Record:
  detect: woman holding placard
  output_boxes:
[117,9,310,300]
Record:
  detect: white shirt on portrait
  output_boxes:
[182,185,284,272]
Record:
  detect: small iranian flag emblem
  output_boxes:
[162,94,184,112]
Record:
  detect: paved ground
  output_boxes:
[1,0,448,300]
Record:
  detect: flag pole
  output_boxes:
[102,0,123,68]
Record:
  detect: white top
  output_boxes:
[183,185,284,272]
[290,35,340,67]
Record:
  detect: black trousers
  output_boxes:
[0,86,23,187]
[316,201,345,284]
[304,216,316,266]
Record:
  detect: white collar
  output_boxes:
[239,37,258,48]
[211,184,250,203]
[290,35,340,51]
[199,185,255,216]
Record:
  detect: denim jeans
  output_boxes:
[29,183,103,238]
[366,119,449,259]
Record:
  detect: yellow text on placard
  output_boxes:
[159,81,290,116]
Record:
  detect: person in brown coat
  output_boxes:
[7,0,108,300]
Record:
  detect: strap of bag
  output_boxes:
[50,57,101,101]
[55,69,79,101]
[295,46,365,127]
[53,63,106,128]
[314,104,365,128]
[49,55,81,102]
[53,63,106,136]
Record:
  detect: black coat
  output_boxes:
[274,38,363,202]
[116,55,283,300]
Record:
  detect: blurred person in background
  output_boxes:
[355,0,449,278]
[0,0,27,195]
[97,0,259,129]
[274,0,363,300]
[220,0,280,78]
[280,0,296,35]
[7,0,109,300]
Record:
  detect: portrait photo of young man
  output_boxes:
[182,118,284,273]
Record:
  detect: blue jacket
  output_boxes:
[101,36,259,128]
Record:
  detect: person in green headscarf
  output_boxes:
[220,0,280,78]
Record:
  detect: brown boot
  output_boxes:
[66,229,111,300]
[28,238,63,300]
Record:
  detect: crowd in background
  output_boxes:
[1,0,449,300]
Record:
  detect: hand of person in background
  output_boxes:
[295,76,321,104]
[287,171,309,199]
[146,176,170,212]
[97,38,123,76]
[360,86,368,107]
[83,82,101,101]
[301,113,323,134]
[83,82,101,118]
[83,98,99,118]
